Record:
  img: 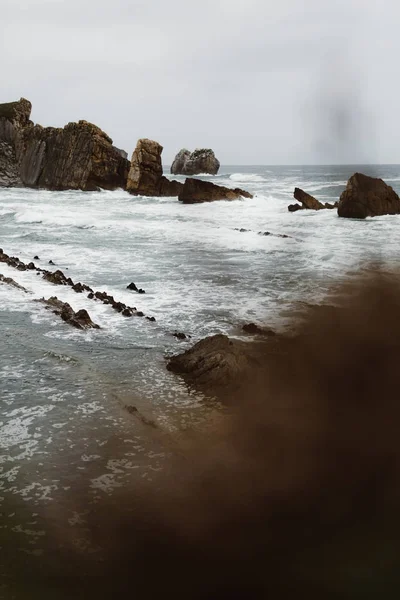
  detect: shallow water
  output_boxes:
[1,164,400,583]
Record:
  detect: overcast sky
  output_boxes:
[1,0,399,164]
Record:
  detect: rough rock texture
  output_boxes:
[178,178,253,203]
[167,334,260,389]
[171,148,220,175]
[170,149,191,175]
[38,296,100,329]
[20,121,129,190]
[337,172,400,219]
[0,98,130,190]
[0,98,32,187]
[288,188,338,212]
[127,138,183,197]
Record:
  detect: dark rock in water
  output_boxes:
[242,323,276,336]
[171,148,220,176]
[34,255,39,260]
[293,187,325,210]
[0,274,29,292]
[49,260,55,265]
[137,311,145,317]
[325,202,338,209]
[38,296,100,329]
[127,282,146,294]
[122,308,133,317]
[289,188,338,212]
[167,334,260,390]
[146,316,156,322]
[179,178,253,204]
[0,98,130,190]
[338,172,400,219]
[159,175,184,197]
[126,138,183,197]
[27,262,35,269]
[173,332,188,340]
[288,203,303,212]
[43,269,68,285]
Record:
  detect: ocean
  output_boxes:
[1,163,400,583]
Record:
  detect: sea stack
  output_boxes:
[171,148,220,176]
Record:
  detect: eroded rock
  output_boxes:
[37,296,100,329]
[171,148,220,176]
[179,178,253,204]
[338,172,400,219]
[127,138,183,197]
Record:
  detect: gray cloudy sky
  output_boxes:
[1,0,399,164]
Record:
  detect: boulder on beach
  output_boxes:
[171,148,220,176]
[338,172,400,219]
[127,138,183,197]
[178,178,253,204]
[288,188,338,212]
[0,98,130,191]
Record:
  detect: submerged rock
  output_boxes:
[127,138,183,197]
[338,172,400,219]
[178,178,253,204]
[171,148,220,176]
[0,98,130,191]
[242,323,276,336]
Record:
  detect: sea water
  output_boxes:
[1,164,400,574]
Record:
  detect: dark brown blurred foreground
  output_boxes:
[6,271,400,599]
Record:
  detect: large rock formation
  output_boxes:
[0,98,130,191]
[171,148,220,175]
[338,172,400,219]
[127,138,183,197]
[178,178,253,203]
[0,98,32,187]
[288,188,338,212]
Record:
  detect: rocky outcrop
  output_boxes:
[0,98,130,190]
[38,296,100,329]
[0,98,32,187]
[171,148,220,176]
[20,121,129,191]
[127,138,183,197]
[0,274,29,292]
[288,188,338,212]
[337,173,400,219]
[178,178,253,203]
[167,334,259,390]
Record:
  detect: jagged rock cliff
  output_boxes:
[170,148,220,175]
[0,98,129,191]
[0,98,32,186]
